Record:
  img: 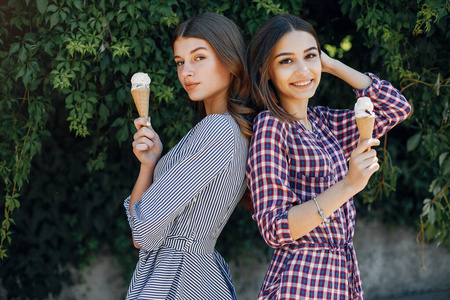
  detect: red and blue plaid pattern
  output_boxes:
[246,73,411,299]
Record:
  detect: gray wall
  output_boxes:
[41,219,450,299]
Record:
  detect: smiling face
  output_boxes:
[268,30,322,110]
[173,37,231,112]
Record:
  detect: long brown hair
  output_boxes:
[173,12,254,140]
[248,14,321,123]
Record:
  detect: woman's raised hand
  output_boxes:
[132,117,163,168]
[320,50,336,74]
[344,139,381,194]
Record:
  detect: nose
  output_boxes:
[295,60,308,76]
[180,61,194,77]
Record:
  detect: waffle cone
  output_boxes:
[131,88,150,118]
[356,116,375,141]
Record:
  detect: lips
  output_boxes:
[185,82,199,91]
[291,79,312,87]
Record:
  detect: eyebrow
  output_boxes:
[273,46,318,59]
[173,46,208,60]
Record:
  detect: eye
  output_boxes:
[305,53,318,59]
[195,55,206,61]
[279,58,292,64]
[175,61,184,66]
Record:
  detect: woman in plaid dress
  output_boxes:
[246,14,411,299]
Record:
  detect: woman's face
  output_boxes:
[173,37,231,107]
[267,30,321,107]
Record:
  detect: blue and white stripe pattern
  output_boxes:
[124,113,248,299]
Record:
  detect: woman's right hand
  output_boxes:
[132,117,163,168]
[344,138,380,193]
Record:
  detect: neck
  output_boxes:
[204,97,228,116]
[281,99,309,120]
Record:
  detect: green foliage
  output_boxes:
[0,0,448,298]
[344,0,450,252]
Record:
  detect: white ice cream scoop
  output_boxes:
[131,72,151,90]
[354,97,375,118]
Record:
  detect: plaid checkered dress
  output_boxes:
[246,73,411,300]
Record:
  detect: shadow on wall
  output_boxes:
[6,218,447,300]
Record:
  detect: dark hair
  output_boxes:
[173,12,254,140]
[248,14,321,123]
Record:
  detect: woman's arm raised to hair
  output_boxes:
[321,51,373,91]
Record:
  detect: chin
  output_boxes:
[188,97,203,102]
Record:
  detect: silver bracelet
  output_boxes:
[312,195,330,224]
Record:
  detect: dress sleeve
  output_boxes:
[246,113,297,248]
[124,115,235,251]
[323,73,411,158]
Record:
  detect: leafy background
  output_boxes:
[0,0,448,298]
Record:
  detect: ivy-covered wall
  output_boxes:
[0,0,448,298]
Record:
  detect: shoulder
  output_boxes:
[309,106,328,116]
[309,105,351,123]
[194,114,234,137]
[252,111,290,144]
[253,111,286,132]
[190,114,240,151]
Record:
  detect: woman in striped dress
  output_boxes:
[246,14,411,299]
[124,13,253,299]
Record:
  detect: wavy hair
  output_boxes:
[173,12,254,140]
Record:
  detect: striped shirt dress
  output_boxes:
[124,113,248,299]
[246,73,411,299]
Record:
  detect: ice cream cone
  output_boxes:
[356,116,375,141]
[131,88,150,119]
[130,72,151,119]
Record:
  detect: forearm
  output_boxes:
[129,164,155,216]
[287,179,356,240]
[324,58,372,90]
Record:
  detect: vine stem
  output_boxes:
[400,78,449,93]
[416,180,450,270]
[417,217,426,269]
[429,180,450,206]
[0,89,31,253]
[372,134,388,202]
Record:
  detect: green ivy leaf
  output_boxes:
[36,0,48,14]
[406,131,422,152]
[18,46,27,62]
[116,124,129,144]
[50,12,59,29]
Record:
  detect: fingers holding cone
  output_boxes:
[346,138,381,193]
[133,117,157,152]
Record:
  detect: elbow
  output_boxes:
[405,101,412,116]
[397,92,411,117]
[133,240,141,249]
[132,235,141,249]
[259,223,287,249]
[256,211,293,249]
[263,234,282,249]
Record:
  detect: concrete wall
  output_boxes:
[230,219,450,299]
[353,219,450,299]
[13,219,449,300]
